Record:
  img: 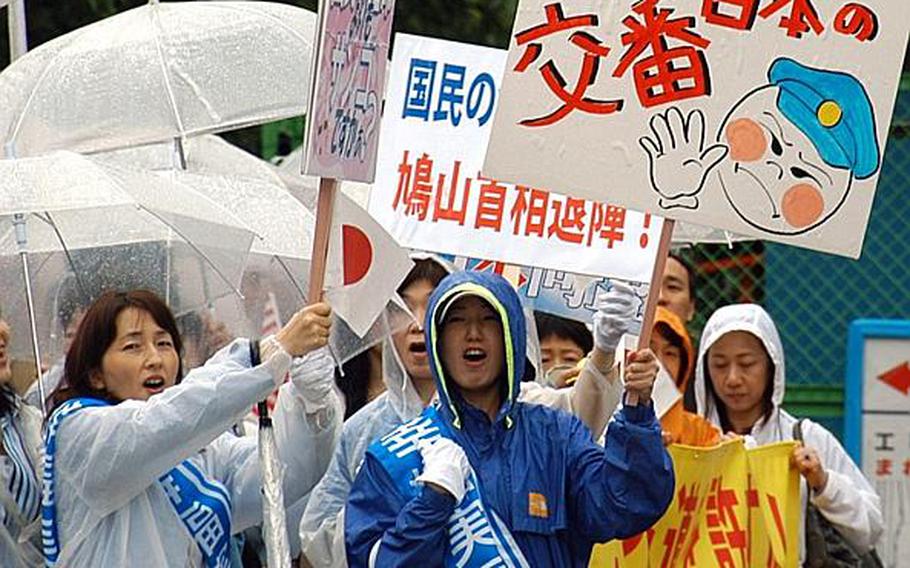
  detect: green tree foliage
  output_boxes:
[2,1,516,65]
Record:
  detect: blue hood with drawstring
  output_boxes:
[426,270,526,432]
[345,272,674,567]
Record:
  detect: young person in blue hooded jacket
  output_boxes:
[41,289,341,567]
[300,257,630,568]
[345,271,675,567]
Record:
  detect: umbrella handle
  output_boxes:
[249,339,272,423]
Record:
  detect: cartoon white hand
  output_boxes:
[639,108,728,210]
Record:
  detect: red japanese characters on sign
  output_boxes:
[393,149,650,251]
[701,0,879,42]
[614,0,712,108]
[513,3,622,127]
[511,0,882,127]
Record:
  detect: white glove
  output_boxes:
[290,346,336,413]
[414,437,471,502]
[592,281,637,353]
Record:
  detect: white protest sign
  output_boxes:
[303,0,395,182]
[484,0,909,258]
[368,34,663,283]
[448,255,646,336]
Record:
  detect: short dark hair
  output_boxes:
[654,321,689,388]
[668,252,697,302]
[534,312,593,355]
[398,258,449,295]
[51,290,184,412]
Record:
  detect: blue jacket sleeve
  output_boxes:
[345,452,455,567]
[566,403,674,542]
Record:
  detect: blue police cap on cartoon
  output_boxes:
[769,57,880,180]
[640,56,882,236]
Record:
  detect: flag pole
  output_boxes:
[627,218,675,406]
[307,177,338,302]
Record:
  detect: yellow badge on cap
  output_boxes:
[817,100,842,128]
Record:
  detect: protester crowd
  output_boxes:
[0,247,884,568]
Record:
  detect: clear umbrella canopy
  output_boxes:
[100,139,413,366]
[0,151,255,364]
[0,1,318,157]
[101,134,290,187]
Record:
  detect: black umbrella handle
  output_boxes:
[249,339,272,426]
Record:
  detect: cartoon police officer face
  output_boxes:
[716,86,852,234]
[714,58,880,236]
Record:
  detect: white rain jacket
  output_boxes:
[299,333,623,568]
[0,397,43,567]
[50,338,340,567]
[694,304,883,561]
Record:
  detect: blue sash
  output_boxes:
[370,404,530,568]
[41,398,233,568]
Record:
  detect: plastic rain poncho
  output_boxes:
[48,338,340,567]
[0,395,43,567]
[694,304,884,560]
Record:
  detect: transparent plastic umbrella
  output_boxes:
[0,151,255,411]
[0,0,318,157]
[98,138,413,366]
[101,135,291,187]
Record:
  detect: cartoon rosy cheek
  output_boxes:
[725,118,766,162]
[782,183,824,228]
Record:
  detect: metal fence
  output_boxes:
[673,79,910,439]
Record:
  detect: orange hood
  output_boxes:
[654,306,695,393]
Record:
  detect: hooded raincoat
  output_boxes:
[299,287,623,568]
[47,338,340,567]
[344,271,673,567]
[653,307,720,447]
[0,389,43,567]
[694,304,883,560]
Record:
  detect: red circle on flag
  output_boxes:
[342,224,372,286]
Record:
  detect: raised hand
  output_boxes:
[275,302,332,357]
[592,281,637,353]
[415,437,471,502]
[624,348,658,405]
[639,107,728,210]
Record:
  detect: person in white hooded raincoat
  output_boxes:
[298,258,630,568]
[0,319,43,567]
[42,289,341,567]
[694,303,883,563]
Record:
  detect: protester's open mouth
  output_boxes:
[143,376,166,393]
[463,348,487,365]
[409,342,426,354]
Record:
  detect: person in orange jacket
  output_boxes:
[651,306,720,446]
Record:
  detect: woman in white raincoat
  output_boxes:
[298,258,631,568]
[42,289,341,567]
[694,303,883,562]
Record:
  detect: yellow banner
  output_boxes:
[590,440,800,568]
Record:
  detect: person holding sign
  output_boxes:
[694,304,883,563]
[41,290,340,567]
[344,271,672,567]
[651,306,720,447]
[300,258,628,568]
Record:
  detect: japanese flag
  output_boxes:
[325,193,414,337]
